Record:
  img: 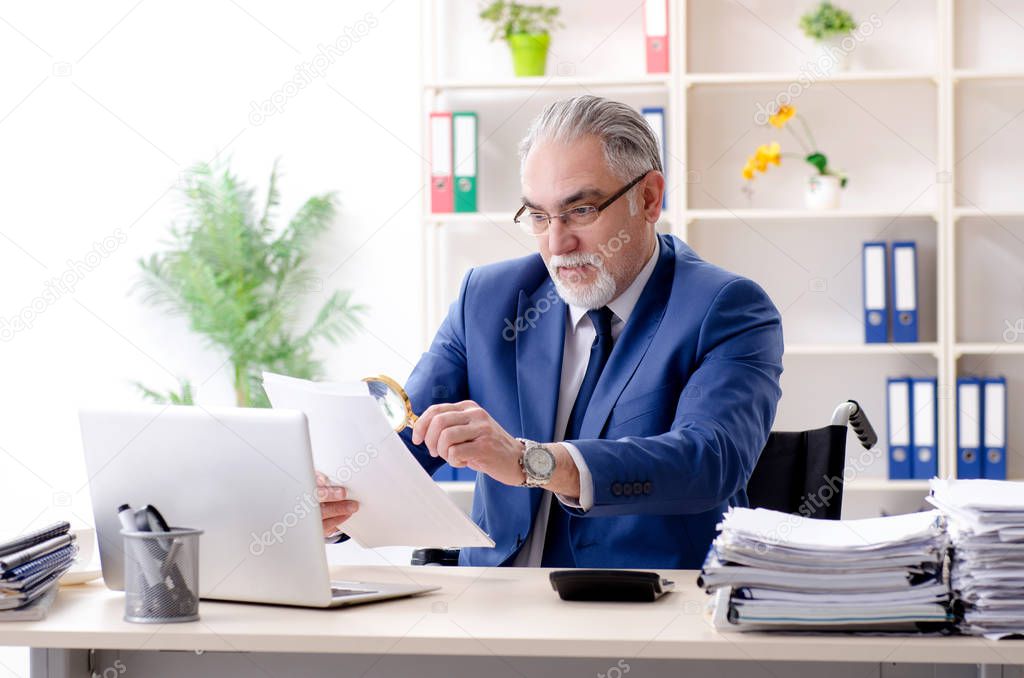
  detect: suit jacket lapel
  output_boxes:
[515,279,565,442]
[514,279,566,524]
[578,236,676,439]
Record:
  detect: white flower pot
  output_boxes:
[805,175,842,210]
[811,34,853,74]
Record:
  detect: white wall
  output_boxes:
[0,3,425,673]
[0,0,426,511]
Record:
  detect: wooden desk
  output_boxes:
[3,567,1021,678]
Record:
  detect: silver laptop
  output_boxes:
[80,405,438,608]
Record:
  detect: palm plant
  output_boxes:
[135,161,364,407]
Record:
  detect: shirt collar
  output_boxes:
[567,237,661,331]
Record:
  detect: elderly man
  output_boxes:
[319,95,783,568]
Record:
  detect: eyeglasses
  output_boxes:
[513,172,650,235]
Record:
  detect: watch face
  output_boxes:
[525,446,555,479]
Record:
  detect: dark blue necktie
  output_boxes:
[541,306,614,567]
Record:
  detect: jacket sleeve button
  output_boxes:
[643,481,653,495]
[611,482,623,496]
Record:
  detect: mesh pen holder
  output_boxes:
[121,527,202,623]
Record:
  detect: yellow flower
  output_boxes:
[742,156,757,180]
[756,141,781,167]
[768,105,795,128]
[743,143,782,179]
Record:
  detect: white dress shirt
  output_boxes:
[512,238,661,566]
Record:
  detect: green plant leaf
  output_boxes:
[799,1,856,41]
[478,0,562,42]
[258,157,282,236]
[135,162,364,408]
[135,379,195,406]
[805,152,828,174]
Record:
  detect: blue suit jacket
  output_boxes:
[400,234,783,568]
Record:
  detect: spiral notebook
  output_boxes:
[0,521,69,559]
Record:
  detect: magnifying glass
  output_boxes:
[362,375,418,433]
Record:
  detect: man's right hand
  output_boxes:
[315,471,359,537]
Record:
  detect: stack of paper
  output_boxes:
[0,522,77,620]
[700,507,952,632]
[928,479,1024,639]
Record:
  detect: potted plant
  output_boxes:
[741,104,848,209]
[799,1,857,72]
[480,1,562,77]
[135,161,364,407]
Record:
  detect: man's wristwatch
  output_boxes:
[518,438,556,488]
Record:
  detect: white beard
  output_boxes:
[547,253,617,309]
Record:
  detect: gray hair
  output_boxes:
[518,95,662,213]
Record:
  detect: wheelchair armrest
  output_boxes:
[831,399,878,450]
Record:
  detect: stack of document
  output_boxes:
[928,479,1024,639]
[700,507,952,632]
[0,522,77,620]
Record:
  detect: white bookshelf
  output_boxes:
[685,208,937,222]
[953,206,1024,220]
[423,211,511,225]
[955,343,1024,357]
[420,0,1023,488]
[785,343,941,357]
[846,478,931,491]
[953,69,1024,82]
[425,74,671,91]
[685,70,937,86]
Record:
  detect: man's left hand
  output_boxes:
[411,401,525,486]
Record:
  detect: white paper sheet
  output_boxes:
[703,508,953,631]
[930,478,1024,512]
[928,479,1024,636]
[719,507,943,550]
[261,372,494,550]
